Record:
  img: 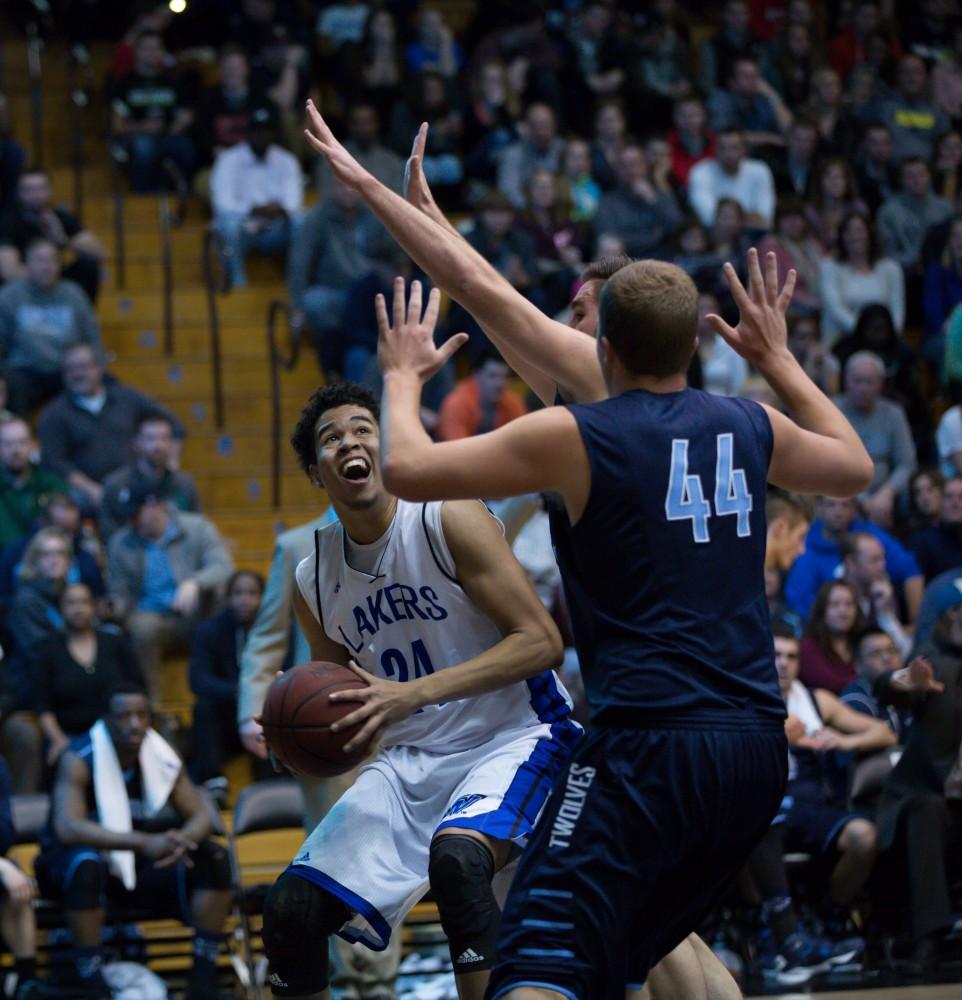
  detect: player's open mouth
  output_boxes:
[341,456,371,484]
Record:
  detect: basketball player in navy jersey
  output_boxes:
[307,84,876,1000]
[260,381,582,1000]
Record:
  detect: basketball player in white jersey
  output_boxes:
[260,381,582,1000]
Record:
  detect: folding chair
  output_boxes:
[227,780,304,998]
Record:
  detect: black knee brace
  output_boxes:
[188,841,232,892]
[63,855,106,911]
[262,872,350,996]
[428,835,500,974]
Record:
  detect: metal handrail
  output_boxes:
[267,299,303,509]
[109,148,126,290]
[25,19,43,164]
[158,160,188,357]
[202,227,230,429]
[68,44,92,222]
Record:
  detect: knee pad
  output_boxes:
[428,835,499,974]
[263,871,349,996]
[63,855,106,911]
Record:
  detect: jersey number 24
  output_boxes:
[665,433,753,543]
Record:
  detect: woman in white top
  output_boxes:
[696,291,748,396]
[819,210,905,346]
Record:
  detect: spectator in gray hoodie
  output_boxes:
[879,158,954,275]
[0,238,100,412]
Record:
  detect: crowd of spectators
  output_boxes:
[0,0,959,995]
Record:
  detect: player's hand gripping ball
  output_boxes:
[261,662,372,777]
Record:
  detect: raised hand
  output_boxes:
[376,277,468,383]
[303,99,373,192]
[705,248,797,370]
[403,122,433,212]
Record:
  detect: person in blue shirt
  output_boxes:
[785,495,923,621]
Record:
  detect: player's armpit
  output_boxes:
[383,406,590,521]
[764,405,874,498]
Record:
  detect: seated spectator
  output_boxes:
[800,580,866,693]
[592,144,682,259]
[761,20,815,109]
[189,570,267,791]
[446,192,539,361]
[405,4,462,78]
[829,0,896,82]
[855,122,900,216]
[333,10,403,126]
[496,103,564,210]
[909,468,944,531]
[931,21,962,121]
[211,105,303,289]
[316,0,371,53]
[758,198,823,313]
[765,492,811,637]
[108,30,196,193]
[878,158,954,282]
[0,239,101,412]
[933,130,962,208]
[629,9,694,129]
[0,96,25,218]
[806,67,859,159]
[863,53,949,164]
[667,97,714,189]
[788,313,840,395]
[0,753,39,997]
[710,197,753,268]
[841,627,911,743]
[747,625,892,984]
[673,217,727,292]
[785,495,923,621]
[841,533,913,656]
[909,475,962,581]
[766,118,819,199]
[699,0,762,97]
[38,343,185,515]
[560,139,601,222]
[438,355,527,441]
[3,527,73,792]
[706,57,792,149]
[875,590,962,974]
[100,411,198,542]
[35,683,232,999]
[819,212,905,346]
[35,582,142,766]
[688,129,776,229]
[107,485,233,700]
[697,291,748,396]
[461,60,520,186]
[804,158,869,253]
[0,166,106,302]
[834,351,917,526]
[923,215,962,345]
[192,47,268,185]
[519,169,587,315]
[0,417,68,549]
[387,71,463,200]
[315,103,404,201]
[0,492,105,616]
[288,179,395,377]
[589,100,627,191]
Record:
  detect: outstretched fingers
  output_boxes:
[304,99,334,146]
[437,331,469,365]
[375,292,390,338]
[721,261,752,315]
[422,286,441,331]
[407,279,423,326]
[776,268,798,314]
[765,250,779,307]
[704,312,740,349]
[393,275,407,330]
[746,247,765,305]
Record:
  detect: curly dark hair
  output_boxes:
[290,382,381,475]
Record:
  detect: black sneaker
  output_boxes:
[775,930,864,985]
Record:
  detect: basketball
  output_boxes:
[261,661,371,777]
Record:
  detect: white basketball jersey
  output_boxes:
[294,499,573,754]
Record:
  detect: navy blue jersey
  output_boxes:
[551,387,784,729]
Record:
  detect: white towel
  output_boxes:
[90,720,182,890]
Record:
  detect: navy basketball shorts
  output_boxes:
[486,723,788,1000]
